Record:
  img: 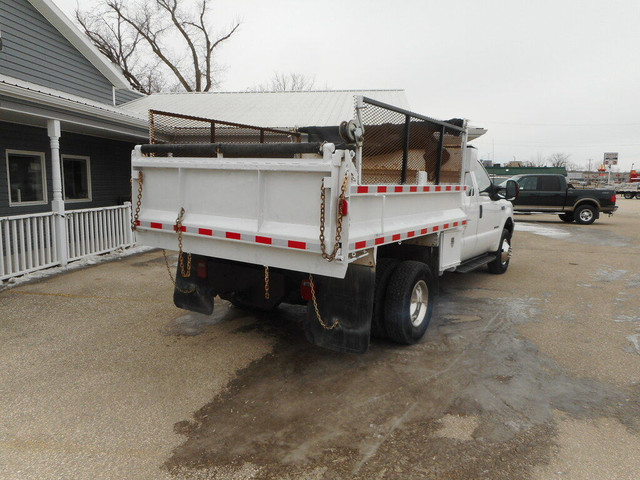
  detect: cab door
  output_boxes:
[460,168,479,261]
[471,159,503,255]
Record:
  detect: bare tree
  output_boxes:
[523,153,547,167]
[548,152,571,168]
[76,0,240,93]
[248,72,317,92]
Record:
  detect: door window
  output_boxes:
[518,176,538,191]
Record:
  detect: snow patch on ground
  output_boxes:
[515,222,571,239]
[591,266,628,283]
[0,246,154,292]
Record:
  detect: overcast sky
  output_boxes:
[54,0,640,171]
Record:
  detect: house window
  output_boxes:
[6,150,47,206]
[62,155,91,202]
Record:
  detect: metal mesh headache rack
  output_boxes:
[147,110,301,157]
[357,97,465,185]
[143,102,465,183]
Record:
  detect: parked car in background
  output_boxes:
[503,174,617,225]
[615,183,640,199]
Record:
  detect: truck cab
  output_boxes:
[462,149,513,262]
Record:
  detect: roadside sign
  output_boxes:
[603,152,618,165]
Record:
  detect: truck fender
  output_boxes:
[573,198,601,217]
[573,197,601,209]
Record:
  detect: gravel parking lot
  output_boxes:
[1,200,639,480]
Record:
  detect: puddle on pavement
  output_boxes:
[162,289,640,479]
[162,301,249,336]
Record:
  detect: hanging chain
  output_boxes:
[308,274,339,330]
[131,171,144,231]
[175,207,192,278]
[161,249,195,294]
[319,175,349,262]
[264,266,270,300]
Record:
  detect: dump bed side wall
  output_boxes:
[133,146,352,278]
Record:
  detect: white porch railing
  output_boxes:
[0,212,59,280]
[66,204,134,261]
[0,203,134,281]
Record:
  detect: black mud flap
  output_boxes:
[173,254,214,315]
[304,264,375,354]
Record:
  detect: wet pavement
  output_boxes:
[1,200,639,479]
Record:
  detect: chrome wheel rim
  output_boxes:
[501,239,512,265]
[410,280,429,327]
[579,209,593,222]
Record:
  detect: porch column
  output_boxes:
[47,119,68,266]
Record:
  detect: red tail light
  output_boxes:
[611,195,617,204]
[301,280,314,301]
[196,259,208,278]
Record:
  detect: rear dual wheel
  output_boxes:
[380,261,435,345]
[371,258,399,339]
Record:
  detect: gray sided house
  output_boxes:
[0,0,148,280]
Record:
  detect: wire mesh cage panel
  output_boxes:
[358,98,464,185]
[148,110,301,156]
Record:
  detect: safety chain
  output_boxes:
[308,274,339,330]
[175,207,192,278]
[264,266,270,300]
[131,171,144,231]
[161,249,195,294]
[319,175,349,262]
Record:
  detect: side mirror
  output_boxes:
[489,180,519,201]
[503,180,519,201]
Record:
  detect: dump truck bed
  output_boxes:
[131,143,467,279]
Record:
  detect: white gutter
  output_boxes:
[0,76,147,130]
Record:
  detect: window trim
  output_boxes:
[61,154,92,203]
[6,149,48,207]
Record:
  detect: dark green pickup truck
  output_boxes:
[504,174,617,225]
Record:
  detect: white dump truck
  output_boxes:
[131,97,518,353]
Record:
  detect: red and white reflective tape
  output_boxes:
[135,220,321,252]
[136,216,469,255]
[348,219,468,251]
[351,184,466,195]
